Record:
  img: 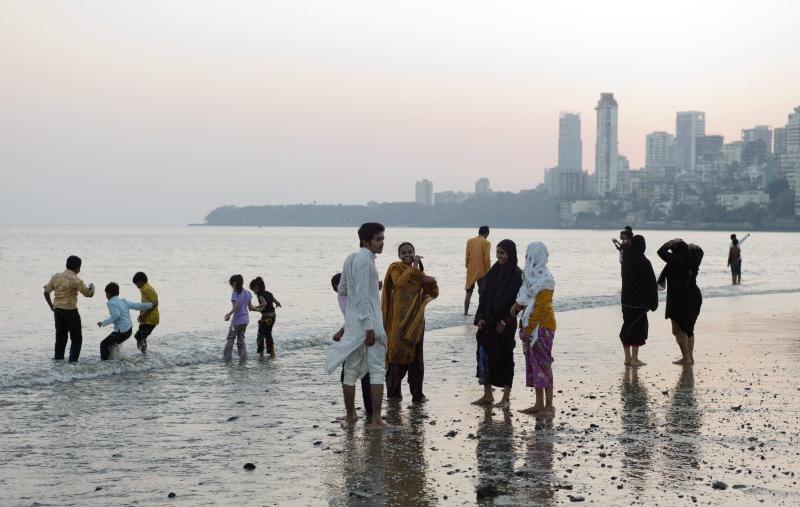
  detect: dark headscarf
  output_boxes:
[621,235,658,311]
[474,239,522,328]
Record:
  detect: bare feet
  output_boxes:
[536,407,555,417]
[519,405,543,415]
[471,396,494,406]
[624,359,631,366]
[630,359,647,367]
[368,420,399,431]
[672,357,688,365]
[493,399,510,409]
[341,415,358,428]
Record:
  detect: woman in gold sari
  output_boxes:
[381,242,439,403]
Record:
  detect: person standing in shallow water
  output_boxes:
[512,242,557,417]
[619,235,658,367]
[382,242,439,403]
[331,273,373,423]
[43,255,95,362]
[657,239,703,365]
[464,226,491,315]
[325,223,392,430]
[223,274,258,362]
[472,239,522,408]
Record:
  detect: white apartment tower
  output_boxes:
[414,179,434,206]
[595,93,619,196]
[676,111,706,172]
[558,112,582,170]
[645,131,675,170]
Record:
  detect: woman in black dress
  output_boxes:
[619,235,658,366]
[472,239,523,408]
[657,239,703,365]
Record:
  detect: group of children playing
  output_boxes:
[43,256,159,362]
[44,256,285,363]
[223,274,282,361]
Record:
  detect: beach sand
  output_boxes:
[3,292,799,506]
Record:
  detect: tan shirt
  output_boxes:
[44,270,94,310]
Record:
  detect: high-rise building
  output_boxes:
[645,131,675,170]
[414,179,433,206]
[742,125,773,155]
[787,107,800,154]
[558,112,582,170]
[774,127,787,156]
[545,166,588,198]
[474,177,492,195]
[675,111,706,172]
[595,93,619,196]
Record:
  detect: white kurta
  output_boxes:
[324,247,387,385]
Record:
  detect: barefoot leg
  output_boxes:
[472,385,494,405]
[623,345,632,366]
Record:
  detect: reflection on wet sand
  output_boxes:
[619,367,653,490]
[331,402,434,507]
[663,366,701,481]
[475,408,515,500]
[514,415,556,506]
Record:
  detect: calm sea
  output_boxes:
[0,226,797,388]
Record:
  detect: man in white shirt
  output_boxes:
[325,223,391,429]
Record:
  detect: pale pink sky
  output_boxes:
[1,0,798,224]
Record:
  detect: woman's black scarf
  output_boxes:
[475,239,522,327]
[621,235,658,311]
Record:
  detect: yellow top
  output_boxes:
[139,283,160,326]
[522,289,556,335]
[465,236,491,289]
[382,262,438,364]
[44,270,94,310]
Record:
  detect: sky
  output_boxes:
[1,0,798,225]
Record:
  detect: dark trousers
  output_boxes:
[54,309,82,362]
[341,370,373,420]
[386,334,425,401]
[257,318,275,355]
[100,328,133,360]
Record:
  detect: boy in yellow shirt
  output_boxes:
[132,272,159,353]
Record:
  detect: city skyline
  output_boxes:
[1,1,799,225]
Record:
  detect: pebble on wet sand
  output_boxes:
[168,492,176,498]
[712,480,728,490]
[244,463,256,471]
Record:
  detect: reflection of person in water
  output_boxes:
[380,408,434,505]
[663,367,701,476]
[619,367,653,489]
[516,417,556,505]
[334,429,387,506]
[475,408,515,496]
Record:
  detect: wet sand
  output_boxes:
[313,292,800,506]
[3,292,800,506]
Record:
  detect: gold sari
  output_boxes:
[381,262,439,364]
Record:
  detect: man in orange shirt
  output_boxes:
[464,225,491,315]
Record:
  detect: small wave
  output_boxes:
[2,287,797,389]
[0,348,220,389]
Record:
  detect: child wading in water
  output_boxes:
[132,272,159,354]
[512,242,557,417]
[223,274,259,362]
[97,282,155,360]
[249,277,282,358]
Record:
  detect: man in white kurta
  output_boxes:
[325,223,389,428]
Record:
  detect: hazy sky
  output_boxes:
[1,0,798,225]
